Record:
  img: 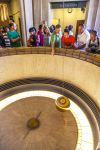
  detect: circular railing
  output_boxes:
[0,47,100,67]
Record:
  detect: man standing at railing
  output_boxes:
[74,24,90,50]
[51,24,62,55]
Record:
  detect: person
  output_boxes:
[27,27,37,47]
[44,27,51,47]
[7,23,22,47]
[0,27,5,47]
[51,24,62,55]
[68,25,74,35]
[61,29,75,48]
[9,19,17,30]
[37,24,44,46]
[86,30,100,54]
[65,26,68,30]
[42,20,47,28]
[49,25,55,33]
[2,27,11,47]
[74,24,90,49]
[0,36,4,47]
[42,20,47,29]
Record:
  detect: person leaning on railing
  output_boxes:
[86,30,100,54]
[61,28,75,49]
[51,24,62,55]
[73,24,90,50]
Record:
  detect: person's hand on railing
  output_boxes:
[51,42,55,55]
[51,49,55,55]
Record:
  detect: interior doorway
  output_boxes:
[75,20,85,39]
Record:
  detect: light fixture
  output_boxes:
[81,7,85,13]
[0,4,9,22]
[68,8,72,13]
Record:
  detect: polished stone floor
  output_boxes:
[0,96,78,150]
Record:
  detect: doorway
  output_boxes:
[75,20,85,39]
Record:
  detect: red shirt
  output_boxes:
[62,35,75,46]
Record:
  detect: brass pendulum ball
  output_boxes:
[27,118,40,130]
[55,96,70,112]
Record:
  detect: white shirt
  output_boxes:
[77,30,90,46]
[69,30,73,36]
[13,22,17,30]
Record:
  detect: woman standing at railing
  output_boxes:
[44,27,51,47]
[37,24,44,47]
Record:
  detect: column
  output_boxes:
[33,0,49,29]
[20,0,33,45]
[20,0,26,46]
[86,0,99,29]
[33,0,41,29]
[94,0,100,37]
[24,0,33,39]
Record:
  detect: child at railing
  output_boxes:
[27,27,37,47]
[86,30,100,54]
[61,29,75,49]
